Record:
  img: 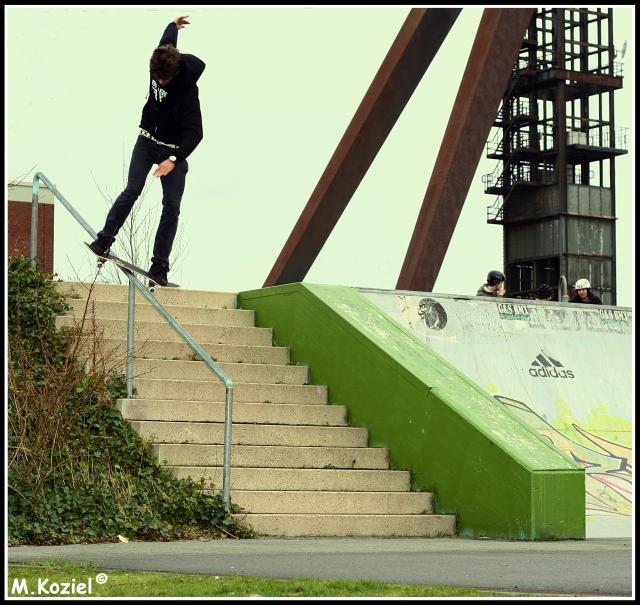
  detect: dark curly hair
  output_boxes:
[535,283,554,300]
[150,44,181,80]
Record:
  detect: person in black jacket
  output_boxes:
[89,15,205,286]
[569,278,603,305]
[476,270,506,297]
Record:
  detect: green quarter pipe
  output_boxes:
[239,284,600,540]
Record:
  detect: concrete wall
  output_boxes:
[239,283,586,540]
[361,289,632,538]
[8,182,54,273]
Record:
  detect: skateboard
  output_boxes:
[84,242,179,292]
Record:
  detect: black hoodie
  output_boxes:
[139,22,205,161]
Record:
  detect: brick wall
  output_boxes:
[8,183,54,274]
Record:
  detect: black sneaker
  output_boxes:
[148,260,169,287]
[88,235,114,258]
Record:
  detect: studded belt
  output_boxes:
[139,129,179,149]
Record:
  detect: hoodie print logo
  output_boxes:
[528,350,575,379]
[152,80,167,103]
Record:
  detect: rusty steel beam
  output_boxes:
[264,8,461,287]
[396,8,535,292]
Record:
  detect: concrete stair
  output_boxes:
[55,281,456,537]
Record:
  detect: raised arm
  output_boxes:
[158,15,190,47]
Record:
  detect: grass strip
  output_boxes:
[8,560,533,598]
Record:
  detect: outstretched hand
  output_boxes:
[154,159,175,178]
[174,15,190,29]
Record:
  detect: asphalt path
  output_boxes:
[8,537,632,597]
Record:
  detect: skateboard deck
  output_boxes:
[84,242,179,289]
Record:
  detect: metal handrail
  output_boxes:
[30,172,234,511]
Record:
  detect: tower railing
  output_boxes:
[515,49,624,77]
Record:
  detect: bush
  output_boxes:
[8,256,253,545]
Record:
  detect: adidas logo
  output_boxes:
[528,351,575,379]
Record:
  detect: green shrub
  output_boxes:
[8,256,253,545]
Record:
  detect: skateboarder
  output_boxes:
[89,15,205,286]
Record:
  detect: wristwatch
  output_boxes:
[168,155,177,162]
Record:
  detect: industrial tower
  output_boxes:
[484,8,628,304]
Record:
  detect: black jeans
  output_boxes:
[98,135,188,266]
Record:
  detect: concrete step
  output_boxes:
[54,281,238,308]
[117,399,347,426]
[55,316,273,346]
[167,466,410,491]
[228,490,433,515]
[153,443,389,469]
[66,299,255,327]
[100,339,290,365]
[236,513,456,537]
[133,359,309,385]
[132,379,327,404]
[131,421,368,447]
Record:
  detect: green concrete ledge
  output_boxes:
[238,283,585,540]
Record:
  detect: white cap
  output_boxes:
[575,278,591,289]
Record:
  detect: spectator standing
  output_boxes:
[569,278,603,305]
[534,283,554,301]
[477,270,506,297]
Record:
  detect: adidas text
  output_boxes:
[529,367,575,379]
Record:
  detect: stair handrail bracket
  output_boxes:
[30,172,234,512]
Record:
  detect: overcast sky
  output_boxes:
[6,6,635,305]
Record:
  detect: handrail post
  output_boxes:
[30,178,41,268]
[126,279,136,398]
[223,385,234,511]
